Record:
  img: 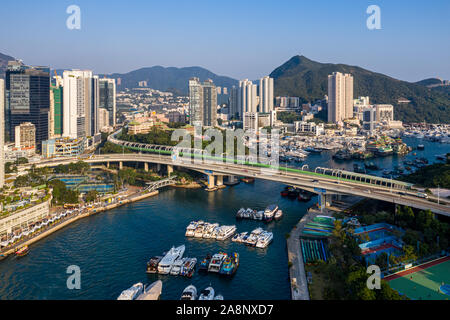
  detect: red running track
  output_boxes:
[384,256,450,281]
[361,243,402,255]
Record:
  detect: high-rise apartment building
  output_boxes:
[259,76,274,113]
[188,78,217,127]
[98,108,110,131]
[239,79,257,114]
[5,61,50,149]
[229,86,239,119]
[0,79,5,188]
[15,122,36,150]
[327,72,353,123]
[99,78,116,128]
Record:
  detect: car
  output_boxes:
[312,180,319,183]
[398,192,406,196]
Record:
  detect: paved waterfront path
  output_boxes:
[287,211,311,300]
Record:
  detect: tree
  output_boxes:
[85,190,99,203]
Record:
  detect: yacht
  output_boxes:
[214,294,224,300]
[194,224,205,238]
[170,258,186,276]
[216,225,237,241]
[180,257,197,277]
[117,282,144,300]
[203,223,219,239]
[264,204,278,222]
[198,254,212,272]
[185,222,197,237]
[274,210,283,220]
[158,245,185,274]
[208,253,227,272]
[146,256,163,274]
[245,228,264,246]
[180,285,197,300]
[198,286,215,300]
[210,226,220,239]
[256,231,274,248]
[219,252,239,276]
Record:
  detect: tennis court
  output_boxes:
[385,256,450,300]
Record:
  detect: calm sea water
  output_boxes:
[0,138,447,300]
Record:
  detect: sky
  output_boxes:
[0,0,449,82]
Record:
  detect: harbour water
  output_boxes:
[0,138,448,300]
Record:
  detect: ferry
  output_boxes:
[256,231,273,248]
[198,254,212,272]
[274,210,283,220]
[264,204,278,222]
[135,281,163,300]
[219,252,239,276]
[146,256,163,273]
[180,285,197,300]
[158,245,185,274]
[208,252,227,272]
[15,245,29,257]
[180,257,197,278]
[216,225,236,241]
[117,282,144,300]
[198,286,215,300]
[170,258,186,276]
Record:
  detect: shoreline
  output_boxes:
[1,190,159,257]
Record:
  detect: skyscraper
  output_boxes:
[327,72,354,123]
[62,70,94,139]
[229,86,239,119]
[239,79,257,114]
[50,84,63,138]
[259,76,274,113]
[99,78,116,128]
[188,78,217,127]
[0,79,5,188]
[5,61,50,149]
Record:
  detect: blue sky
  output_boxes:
[0,0,449,81]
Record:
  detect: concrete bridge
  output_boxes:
[24,151,450,217]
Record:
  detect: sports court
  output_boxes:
[384,256,450,300]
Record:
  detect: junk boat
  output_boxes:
[117,282,144,300]
[146,256,163,273]
[219,252,239,276]
[180,285,197,300]
[208,252,227,272]
[157,245,185,274]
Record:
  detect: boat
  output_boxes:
[210,227,220,239]
[15,245,29,257]
[287,187,298,198]
[214,294,224,300]
[136,281,163,300]
[117,282,144,300]
[241,177,255,183]
[245,228,263,246]
[208,252,227,272]
[256,231,273,248]
[203,223,219,239]
[364,162,379,170]
[198,254,212,272]
[219,252,239,276]
[264,204,278,222]
[180,258,197,277]
[180,285,197,301]
[158,245,185,274]
[417,144,425,150]
[297,192,311,202]
[305,147,322,154]
[185,221,197,237]
[216,225,236,241]
[146,256,163,273]
[170,258,186,275]
[280,187,289,197]
[198,286,215,300]
[274,210,283,220]
[194,224,205,238]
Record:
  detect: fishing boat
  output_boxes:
[180,285,197,300]
[219,252,239,276]
[180,257,197,277]
[158,245,185,274]
[256,231,273,248]
[146,256,163,274]
[198,286,215,300]
[264,204,278,222]
[15,245,29,257]
[117,282,144,300]
[274,210,283,220]
[208,252,227,272]
[198,254,212,272]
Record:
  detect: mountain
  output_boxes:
[415,78,444,87]
[105,66,238,95]
[270,55,450,123]
[0,52,15,79]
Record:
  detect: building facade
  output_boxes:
[328,72,354,123]
[188,78,217,127]
[99,78,116,128]
[0,79,4,188]
[259,76,274,113]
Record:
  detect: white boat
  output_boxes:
[264,204,278,221]
[203,223,219,239]
[158,245,186,274]
[208,253,227,272]
[214,294,224,300]
[136,281,163,300]
[170,258,186,275]
[274,210,283,220]
[256,231,274,248]
[210,227,220,239]
[194,225,205,238]
[117,282,144,300]
[198,286,215,300]
[180,285,197,300]
[180,257,197,277]
[185,222,197,237]
[216,225,237,241]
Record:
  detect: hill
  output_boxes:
[106,66,238,95]
[0,52,15,79]
[270,55,450,123]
